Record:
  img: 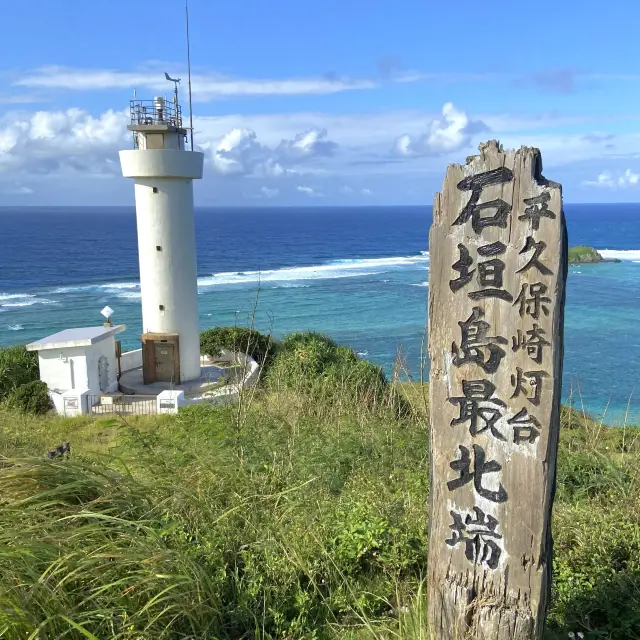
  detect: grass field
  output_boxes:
[1,372,639,639]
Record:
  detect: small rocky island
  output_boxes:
[568,245,620,265]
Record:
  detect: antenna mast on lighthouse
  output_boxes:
[186,0,194,151]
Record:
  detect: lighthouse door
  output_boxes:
[155,345,176,382]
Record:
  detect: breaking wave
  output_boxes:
[102,283,139,290]
[2,252,431,305]
[0,293,35,302]
[269,283,311,289]
[52,282,139,294]
[599,250,640,261]
[1,296,58,308]
[198,253,429,288]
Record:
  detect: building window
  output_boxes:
[156,245,162,251]
[159,305,165,311]
[152,187,158,193]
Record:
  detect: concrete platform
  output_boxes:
[119,363,228,397]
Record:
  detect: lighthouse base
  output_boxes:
[119,362,226,397]
[118,352,260,403]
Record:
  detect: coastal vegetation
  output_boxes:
[200,326,276,367]
[264,332,402,410]
[568,245,618,264]
[0,345,51,414]
[4,379,52,415]
[0,344,39,402]
[0,331,639,639]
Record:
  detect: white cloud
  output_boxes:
[191,110,638,164]
[1,183,33,195]
[259,186,279,198]
[583,168,640,189]
[620,168,640,186]
[211,126,338,178]
[30,66,622,102]
[14,66,379,101]
[261,159,288,178]
[212,128,266,176]
[394,103,489,157]
[243,185,280,200]
[17,66,534,102]
[583,171,615,188]
[1,101,635,205]
[0,107,346,183]
[275,128,337,161]
[297,185,323,197]
[0,107,127,175]
[338,185,373,197]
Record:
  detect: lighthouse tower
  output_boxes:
[120,79,204,384]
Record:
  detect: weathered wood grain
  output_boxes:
[427,140,567,639]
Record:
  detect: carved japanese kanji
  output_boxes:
[428,140,567,640]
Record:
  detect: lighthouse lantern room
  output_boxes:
[119,77,204,384]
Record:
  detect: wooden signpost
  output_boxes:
[427,140,567,639]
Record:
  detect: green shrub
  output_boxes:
[0,345,39,402]
[266,332,411,416]
[549,505,640,639]
[267,332,384,395]
[555,449,631,502]
[200,326,276,367]
[329,501,426,576]
[267,332,342,388]
[6,380,52,415]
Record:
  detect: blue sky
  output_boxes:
[2,0,640,205]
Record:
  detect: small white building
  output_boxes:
[26,325,125,415]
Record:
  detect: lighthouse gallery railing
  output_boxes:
[129,100,183,129]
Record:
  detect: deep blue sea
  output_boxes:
[1,205,639,424]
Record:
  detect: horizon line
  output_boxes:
[0,201,636,210]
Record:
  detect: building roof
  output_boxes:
[26,325,126,351]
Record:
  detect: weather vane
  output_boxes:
[165,71,181,116]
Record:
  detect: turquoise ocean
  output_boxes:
[1,204,639,424]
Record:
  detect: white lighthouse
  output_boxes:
[119,78,204,384]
